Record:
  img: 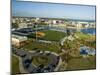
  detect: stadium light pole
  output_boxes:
[36,23,37,41]
[66,24,67,35]
[35,18,39,42]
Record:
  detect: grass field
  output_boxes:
[32,56,51,66]
[66,56,96,70]
[22,40,61,53]
[75,32,96,48]
[12,55,20,74]
[41,30,66,41]
[75,32,95,40]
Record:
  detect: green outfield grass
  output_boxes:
[41,30,66,41]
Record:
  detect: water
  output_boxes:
[68,19,95,22]
[49,26,96,35]
[80,28,96,35]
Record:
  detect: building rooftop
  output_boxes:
[12,34,27,41]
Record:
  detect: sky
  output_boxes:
[12,0,96,20]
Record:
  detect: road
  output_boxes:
[12,47,62,73]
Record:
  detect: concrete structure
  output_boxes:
[12,34,27,47]
[12,18,16,23]
[80,46,96,56]
[89,22,96,28]
[76,22,93,29]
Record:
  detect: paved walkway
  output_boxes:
[60,36,68,46]
[12,54,27,73]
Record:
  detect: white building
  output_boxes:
[12,34,27,47]
[18,23,28,28]
[76,22,89,29]
[35,18,40,22]
[89,22,96,28]
[12,18,16,23]
[52,20,57,24]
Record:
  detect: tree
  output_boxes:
[12,23,18,29]
[27,33,36,38]
[66,29,71,36]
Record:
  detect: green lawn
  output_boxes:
[75,32,96,48]
[22,41,61,54]
[41,30,66,41]
[32,56,51,66]
[75,32,92,39]
[12,55,20,74]
[66,56,96,70]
